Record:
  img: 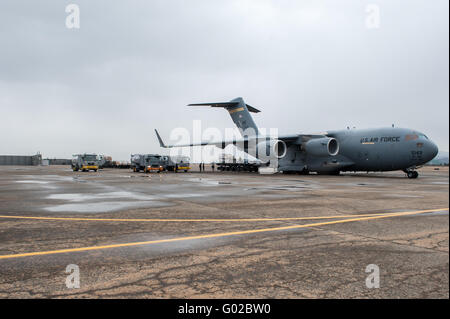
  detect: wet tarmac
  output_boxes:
[0,165,448,298]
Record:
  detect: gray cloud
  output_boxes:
[0,0,448,161]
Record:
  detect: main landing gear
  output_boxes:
[403,169,419,179]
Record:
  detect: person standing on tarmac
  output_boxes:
[175,163,178,173]
[211,162,215,172]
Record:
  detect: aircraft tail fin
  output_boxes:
[188,97,260,136]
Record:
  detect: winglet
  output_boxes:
[155,129,167,148]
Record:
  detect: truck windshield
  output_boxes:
[147,156,161,164]
[82,155,97,161]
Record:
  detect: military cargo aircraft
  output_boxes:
[155,97,438,178]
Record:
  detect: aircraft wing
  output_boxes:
[155,129,326,149]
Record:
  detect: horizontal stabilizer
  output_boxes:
[245,104,261,113]
[188,102,260,113]
[189,97,260,135]
[188,102,239,108]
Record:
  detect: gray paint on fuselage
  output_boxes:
[278,127,438,173]
[329,127,437,171]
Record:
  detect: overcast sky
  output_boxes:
[0,0,448,161]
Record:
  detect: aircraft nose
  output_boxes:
[426,140,439,161]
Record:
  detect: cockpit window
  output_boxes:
[420,134,429,140]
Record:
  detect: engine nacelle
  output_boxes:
[256,139,287,159]
[304,137,339,157]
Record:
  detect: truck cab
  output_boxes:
[131,154,163,173]
[72,154,99,172]
[145,154,164,173]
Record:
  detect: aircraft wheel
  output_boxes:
[407,171,419,179]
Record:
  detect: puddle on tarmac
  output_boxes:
[15,180,58,190]
[244,185,311,191]
[48,191,156,202]
[331,182,381,187]
[21,175,74,182]
[186,178,231,186]
[45,191,175,213]
[16,180,50,184]
[45,201,171,213]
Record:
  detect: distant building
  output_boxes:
[44,158,72,165]
[0,154,42,166]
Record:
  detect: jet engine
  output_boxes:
[304,137,339,157]
[256,139,287,159]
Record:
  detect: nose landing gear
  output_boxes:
[404,169,419,179]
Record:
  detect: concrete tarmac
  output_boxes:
[0,165,448,298]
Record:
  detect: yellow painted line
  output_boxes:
[0,209,444,223]
[228,107,244,114]
[0,208,446,260]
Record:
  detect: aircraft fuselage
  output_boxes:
[279,127,439,174]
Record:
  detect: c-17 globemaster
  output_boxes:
[155,97,438,178]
